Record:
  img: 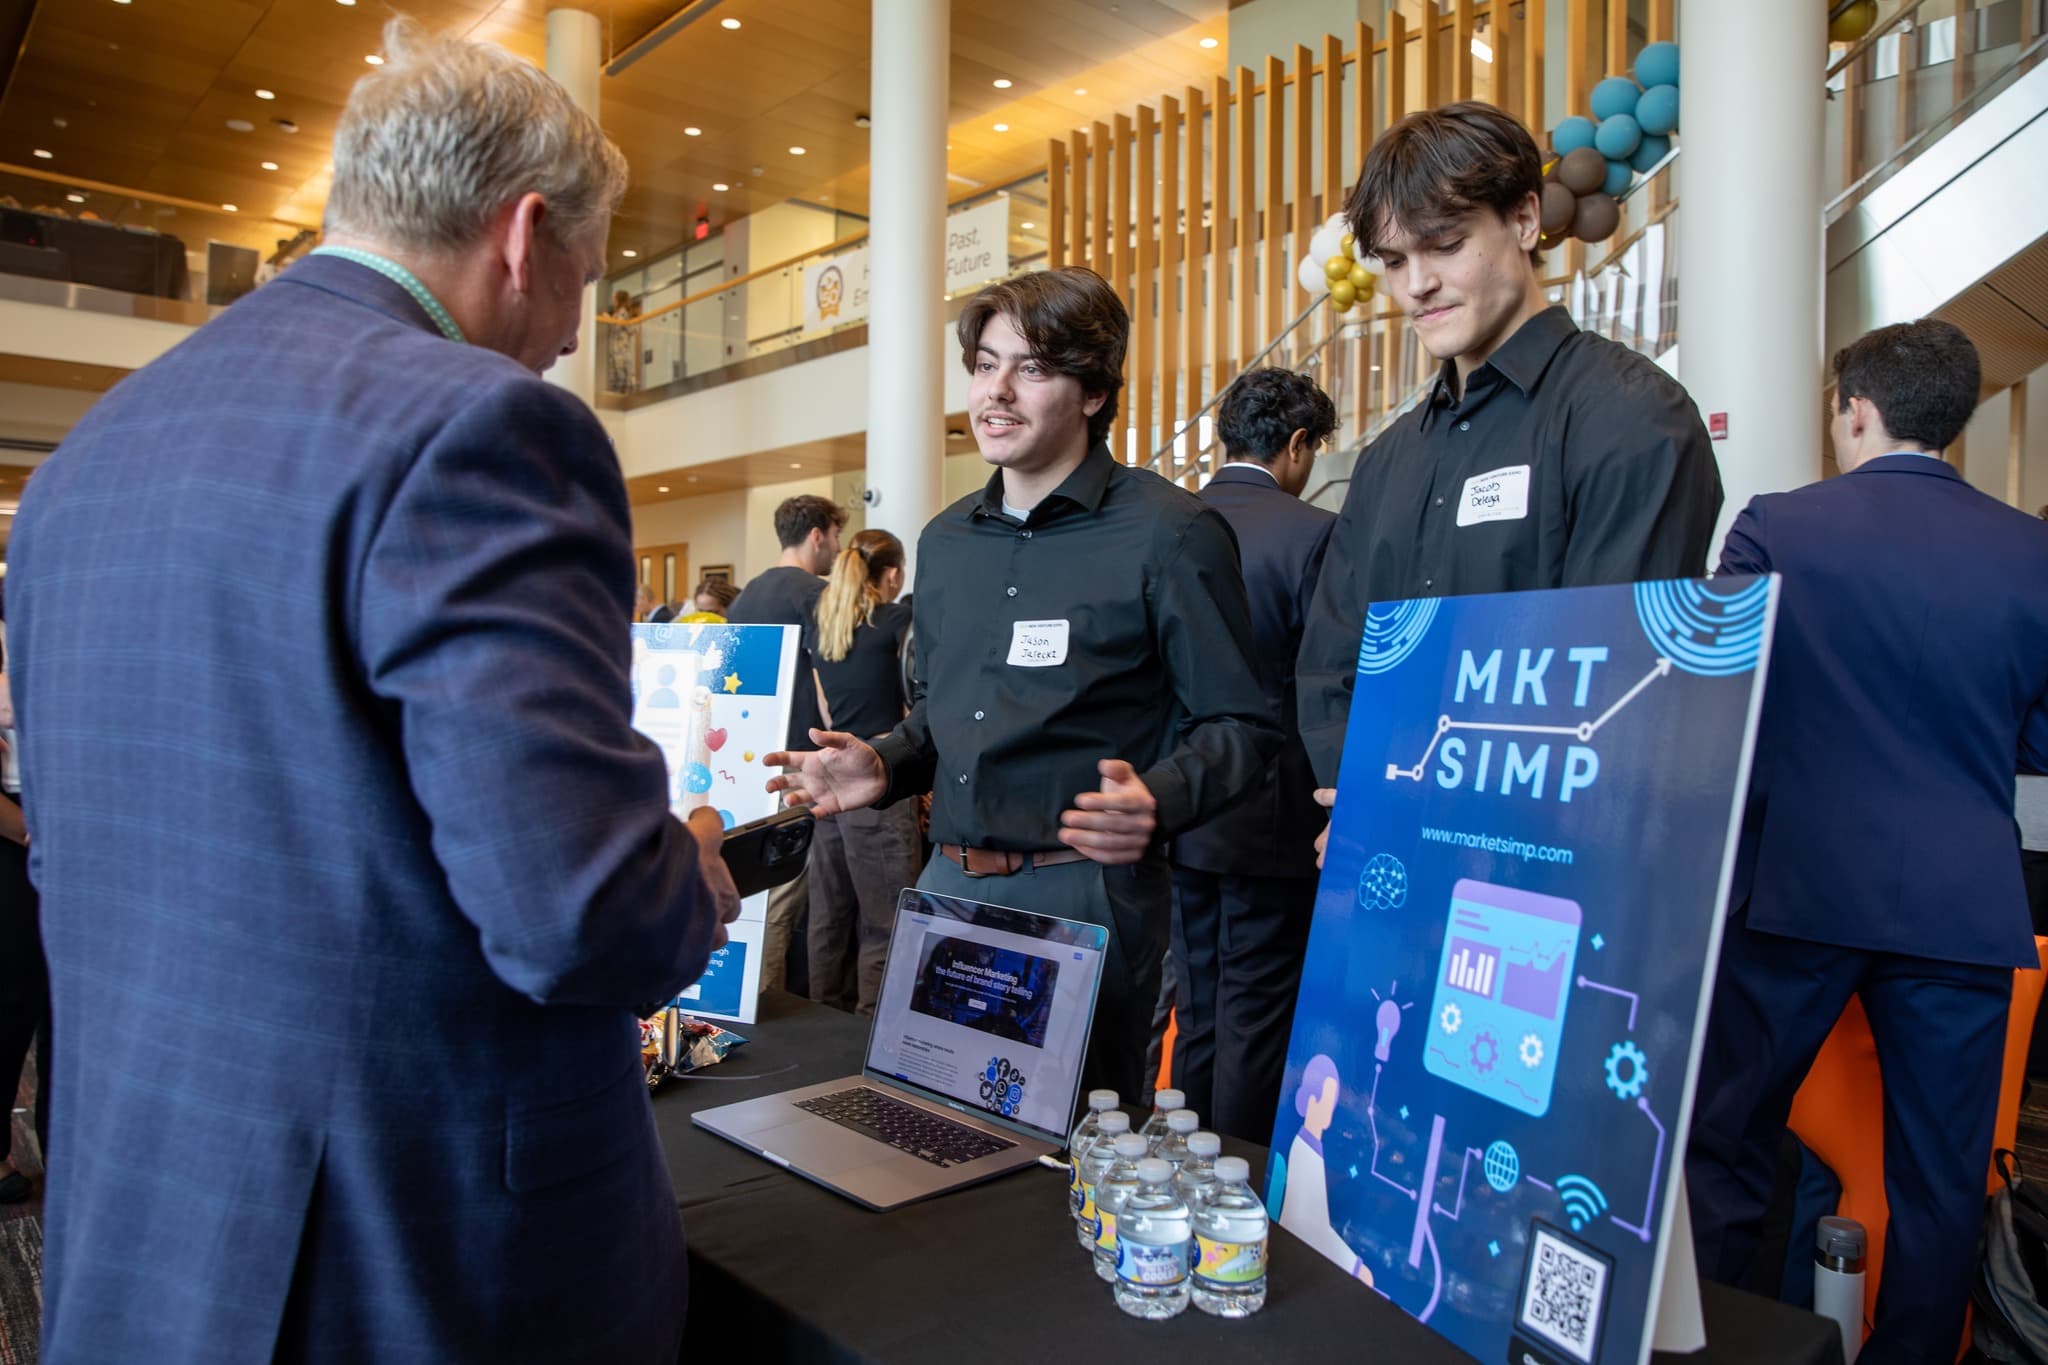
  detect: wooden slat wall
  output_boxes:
[1606,0,1628,80]
[1456,0,1476,102]
[1292,43,1314,295]
[1420,4,1443,112]
[1523,0,1545,135]
[1497,0,1519,122]
[1111,113,1133,455]
[1321,34,1344,220]
[1182,83,1206,486]
[1263,55,1285,341]
[1354,22,1375,174]
[1235,65,1257,386]
[1211,74,1231,389]
[1134,104,1156,465]
[1089,122,1110,279]
[1066,128,1087,272]
[2009,381,2028,508]
[1047,140,1066,269]
[1387,11,1410,125]
[1160,93,1183,475]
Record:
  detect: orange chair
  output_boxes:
[1785,936,2048,1360]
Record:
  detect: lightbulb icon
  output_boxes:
[1375,996,1403,1063]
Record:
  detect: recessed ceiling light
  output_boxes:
[255,88,275,100]
[226,118,254,131]
[260,160,278,170]
[720,16,740,28]
[656,485,669,493]
[51,117,67,128]
[993,123,1008,132]
[65,193,85,203]
[687,475,699,483]
[336,0,354,5]
[221,203,238,212]
[32,148,52,159]
[1199,36,1219,48]
[993,78,1012,89]
[364,54,383,65]
[1074,87,1088,96]
[712,181,729,191]
[788,146,806,155]
[1021,220,1035,229]
[622,249,637,258]
[683,126,702,136]
[789,462,802,469]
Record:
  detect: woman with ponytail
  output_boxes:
[804,529,920,1014]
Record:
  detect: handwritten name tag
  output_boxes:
[1457,464,1531,527]
[1007,619,1071,667]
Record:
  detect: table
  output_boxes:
[654,993,1842,1364]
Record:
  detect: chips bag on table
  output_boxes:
[639,1003,747,1088]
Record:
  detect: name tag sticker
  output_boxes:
[1457,464,1531,527]
[1007,619,1071,667]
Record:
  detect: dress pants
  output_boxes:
[917,851,1168,1108]
[1168,865,1316,1143]
[807,801,924,1014]
[1686,907,2011,1365]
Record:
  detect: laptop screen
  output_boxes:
[864,890,1108,1145]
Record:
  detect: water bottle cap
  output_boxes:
[1155,1088,1185,1110]
[1187,1132,1222,1156]
[1214,1156,1250,1182]
[1137,1158,1174,1184]
[1088,1089,1119,1111]
[1167,1109,1199,1133]
[1113,1134,1150,1157]
[1097,1112,1132,1134]
[1816,1215,1866,1259]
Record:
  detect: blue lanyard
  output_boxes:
[311,246,466,344]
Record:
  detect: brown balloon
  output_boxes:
[1572,191,1621,242]
[1558,146,1608,195]
[1541,182,1579,235]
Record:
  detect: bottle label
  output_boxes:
[1117,1238,1190,1287]
[1077,1181,1097,1225]
[1196,1234,1267,1286]
[1068,1158,1083,1215]
[1095,1210,1118,1252]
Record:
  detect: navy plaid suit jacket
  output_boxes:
[10,254,719,1363]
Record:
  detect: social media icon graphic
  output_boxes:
[1423,879,1582,1117]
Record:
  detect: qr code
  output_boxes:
[1517,1223,1611,1364]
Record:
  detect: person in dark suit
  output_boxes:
[1169,369,1338,1141]
[7,20,740,1363]
[1685,319,2048,1364]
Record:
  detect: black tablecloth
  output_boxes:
[653,992,1842,1365]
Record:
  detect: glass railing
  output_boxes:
[597,174,1051,403]
[0,164,312,318]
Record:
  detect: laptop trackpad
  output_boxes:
[752,1115,888,1176]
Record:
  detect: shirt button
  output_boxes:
[1425,578,1435,588]
[974,710,985,721]
[1021,530,1033,539]
[1006,587,1017,597]
[1435,497,1444,507]
[957,774,968,785]
[1458,420,1471,432]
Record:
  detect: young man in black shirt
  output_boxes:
[730,493,846,992]
[1297,103,1722,804]
[768,268,1280,1099]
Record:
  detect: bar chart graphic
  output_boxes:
[1444,938,1499,998]
[1426,880,1583,1116]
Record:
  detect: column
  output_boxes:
[865,0,949,582]
[545,6,602,407]
[1678,0,1826,554]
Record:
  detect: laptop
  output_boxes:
[692,888,1109,1210]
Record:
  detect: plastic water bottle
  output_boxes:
[1175,1131,1222,1210]
[1074,1113,1133,1251]
[1813,1215,1866,1364]
[1091,1134,1150,1283]
[1192,1156,1268,1318]
[1138,1088,1186,1152]
[1154,1109,1199,1171]
[1114,1157,1194,1319]
[1066,1089,1119,1223]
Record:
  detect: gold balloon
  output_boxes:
[1340,231,1356,256]
[1356,273,1375,301]
[1332,295,1355,313]
[1829,0,1877,44]
[1325,254,1354,281]
[1348,262,1373,290]
[1329,278,1358,307]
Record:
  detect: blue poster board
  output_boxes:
[1270,576,1777,1365]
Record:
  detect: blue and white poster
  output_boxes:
[1269,577,1777,1365]
[630,621,799,1025]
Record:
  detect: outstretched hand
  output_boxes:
[1058,759,1158,866]
[764,729,887,817]
[1313,788,1337,868]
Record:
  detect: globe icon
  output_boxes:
[1484,1140,1521,1194]
[1358,853,1409,911]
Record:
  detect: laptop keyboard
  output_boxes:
[796,1087,1017,1168]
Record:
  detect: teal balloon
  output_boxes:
[1594,113,1642,159]
[1635,83,1679,136]
[1602,158,1633,197]
[1634,41,1680,90]
[1553,115,1597,155]
[1629,132,1672,172]
[1590,76,1642,121]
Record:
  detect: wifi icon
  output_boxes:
[1557,1174,1609,1231]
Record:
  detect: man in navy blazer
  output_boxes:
[1685,320,2048,1363]
[8,20,739,1363]
[1169,369,1339,1141]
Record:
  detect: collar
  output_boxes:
[1421,304,1577,427]
[308,246,467,344]
[1851,451,1966,481]
[971,441,1116,524]
[1296,1130,1325,1157]
[1213,461,1282,487]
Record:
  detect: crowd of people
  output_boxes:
[0,17,2044,1365]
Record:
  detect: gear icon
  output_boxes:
[1604,1040,1648,1100]
[1519,1033,1544,1068]
[1439,1003,1463,1035]
[1470,1030,1499,1074]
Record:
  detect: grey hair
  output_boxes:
[325,17,627,253]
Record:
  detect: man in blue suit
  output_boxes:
[1169,369,1338,1141]
[1686,319,2048,1363]
[8,19,739,1363]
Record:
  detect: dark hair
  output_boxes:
[1346,101,1544,265]
[692,577,738,611]
[772,494,847,550]
[957,267,1129,446]
[1831,319,1981,452]
[1216,368,1338,463]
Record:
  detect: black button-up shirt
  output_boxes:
[1297,306,1723,784]
[872,443,1282,851]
